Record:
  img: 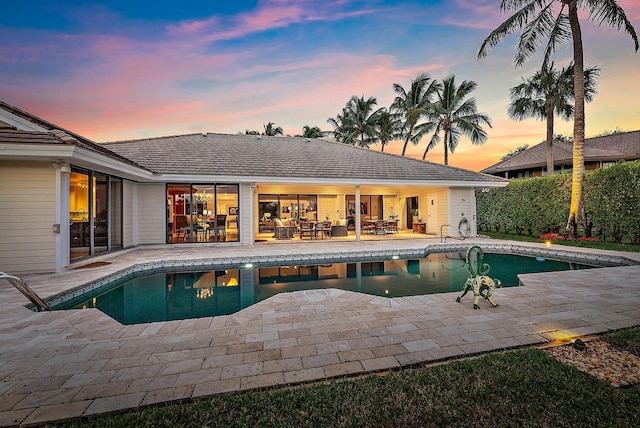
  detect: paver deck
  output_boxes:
[1,238,639,427]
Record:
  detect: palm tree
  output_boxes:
[422,75,492,165]
[347,95,384,148]
[244,129,259,135]
[327,108,357,145]
[327,95,383,148]
[508,62,600,175]
[262,122,283,136]
[478,0,638,234]
[375,109,401,153]
[391,73,441,156]
[301,125,325,138]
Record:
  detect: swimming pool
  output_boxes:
[53,251,597,325]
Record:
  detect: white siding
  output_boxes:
[318,194,338,221]
[135,183,165,245]
[239,182,253,244]
[123,180,135,248]
[448,188,476,238]
[0,161,57,273]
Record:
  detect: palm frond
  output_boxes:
[582,65,600,102]
[584,0,639,51]
[478,1,542,60]
[514,3,558,66]
[539,12,571,69]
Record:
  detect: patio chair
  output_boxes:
[361,220,375,234]
[375,220,387,235]
[321,221,332,239]
[214,214,227,240]
[299,221,315,239]
[386,220,398,234]
[274,218,295,239]
[175,215,191,240]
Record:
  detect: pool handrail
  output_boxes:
[0,272,51,311]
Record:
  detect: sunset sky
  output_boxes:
[2,1,639,172]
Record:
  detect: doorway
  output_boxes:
[428,193,437,233]
[406,196,418,230]
[69,169,122,261]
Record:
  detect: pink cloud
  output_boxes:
[167,0,379,43]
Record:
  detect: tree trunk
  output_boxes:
[545,104,554,175]
[444,131,449,165]
[401,123,415,156]
[401,136,410,156]
[567,1,585,237]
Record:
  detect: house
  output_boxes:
[0,100,508,274]
[482,130,640,178]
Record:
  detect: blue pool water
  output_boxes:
[54,253,594,325]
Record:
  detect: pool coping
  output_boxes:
[44,241,640,309]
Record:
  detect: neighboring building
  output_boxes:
[0,100,507,274]
[482,130,640,178]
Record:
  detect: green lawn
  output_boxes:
[56,328,640,428]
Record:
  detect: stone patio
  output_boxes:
[1,238,639,427]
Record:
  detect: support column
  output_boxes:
[53,160,70,272]
[355,185,361,242]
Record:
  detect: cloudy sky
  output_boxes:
[2,0,639,171]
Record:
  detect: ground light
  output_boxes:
[572,338,587,351]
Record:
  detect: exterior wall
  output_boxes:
[0,161,57,273]
[318,194,338,221]
[135,183,165,245]
[239,182,253,244]
[396,187,448,232]
[428,188,449,234]
[448,188,476,238]
[122,180,136,248]
[382,195,397,220]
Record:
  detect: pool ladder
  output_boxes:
[0,272,51,311]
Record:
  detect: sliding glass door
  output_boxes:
[69,168,123,261]
[167,183,239,244]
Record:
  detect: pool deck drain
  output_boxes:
[1,238,639,427]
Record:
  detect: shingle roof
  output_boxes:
[103,133,507,184]
[0,128,62,144]
[0,100,147,170]
[482,130,640,174]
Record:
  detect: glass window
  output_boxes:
[70,171,90,260]
[346,195,383,221]
[258,194,318,232]
[70,169,123,261]
[168,184,238,243]
[258,195,279,233]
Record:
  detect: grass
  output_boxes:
[481,231,640,253]
[55,328,640,428]
[604,328,640,356]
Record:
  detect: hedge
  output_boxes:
[476,160,640,244]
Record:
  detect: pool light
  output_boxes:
[391,255,399,260]
[244,263,254,268]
